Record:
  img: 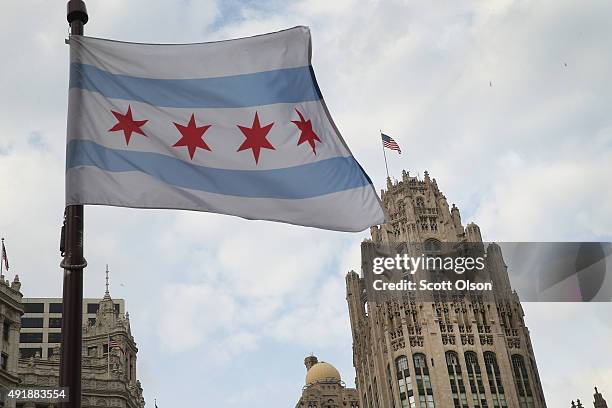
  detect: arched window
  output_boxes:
[446,352,468,408]
[465,352,486,408]
[423,238,442,253]
[413,354,435,408]
[395,356,416,408]
[424,239,445,283]
[415,197,425,208]
[512,355,535,408]
[484,352,507,407]
[395,356,413,408]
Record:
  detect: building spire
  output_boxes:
[594,386,609,408]
[104,264,111,300]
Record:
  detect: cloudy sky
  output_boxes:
[1,0,611,406]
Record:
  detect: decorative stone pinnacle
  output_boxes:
[104,264,111,300]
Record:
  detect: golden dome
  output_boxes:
[305,362,341,385]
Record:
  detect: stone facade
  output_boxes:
[346,171,547,408]
[0,274,24,408]
[17,281,145,408]
[295,355,359,408]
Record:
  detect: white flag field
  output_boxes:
[66,26,385,232]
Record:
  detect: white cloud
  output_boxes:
[268,277,351,348]
[1,0,612,406]
[524,303,612,406]
[158,283,237,352]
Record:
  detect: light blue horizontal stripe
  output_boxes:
[69,63,322,108]
[66,140,372,199]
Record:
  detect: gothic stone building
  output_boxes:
[346,171,547,408]
[571,387,609,408]
[295,355,359,408]
[0,274,24,408]
[17,283,145,408]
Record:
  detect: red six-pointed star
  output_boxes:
[108,105,148,145]
[237,112,275,164]
[291,109,321,155]
[172,114,212,159]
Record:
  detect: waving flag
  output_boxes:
[66,27,384,232]
[381,133,401,154]
[108,336,123,354]
[1,240,8,272]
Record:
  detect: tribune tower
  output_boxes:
[346,171,547,408]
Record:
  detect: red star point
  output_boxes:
[172,114,212,159]
[237,112,275,164]
[291,109,321,155]
[108,105,148,145]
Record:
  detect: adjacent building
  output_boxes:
[0,274,23,408]
[20,296,124,360]
[346,171,547,408]
[0,265,144,408]
[295,355,359,408]
[18,284,144,408]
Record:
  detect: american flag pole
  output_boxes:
[380,130,390,180]
[107,334,110,379]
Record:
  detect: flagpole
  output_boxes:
[108,334,111,379]
[60,2,88,408]
[380,130,390,180]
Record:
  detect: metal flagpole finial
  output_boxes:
[67,0,88,25]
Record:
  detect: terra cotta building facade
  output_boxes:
[346,171,547,408]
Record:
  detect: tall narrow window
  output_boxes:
[0,353,7,370]
[484,352,507,407]
[396,356,414,408]
[3,322,10,342]
[413,354,435,408]
[512,355,535,408]
[465,352,487,408]
[446,352,468,408]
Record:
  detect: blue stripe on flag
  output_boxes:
[69,63,322,108]
[66,140,372,199]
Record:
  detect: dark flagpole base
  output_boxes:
[59,205,86,408]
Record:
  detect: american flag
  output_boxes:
[381,133,401,154]
[1,241,8,271]
[109,337,123,353]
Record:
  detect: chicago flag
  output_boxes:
[66,27,384,232]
